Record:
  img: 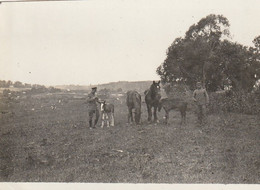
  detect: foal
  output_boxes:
[100,101,115,128]
[158,98,188,125]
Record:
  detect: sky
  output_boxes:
[0,0,260,86]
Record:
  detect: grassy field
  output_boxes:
[0,91,259,183]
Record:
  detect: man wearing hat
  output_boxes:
[192,82,209,125]
[87,87,100,128]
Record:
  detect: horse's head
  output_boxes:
[150,81,161,100]
[152,80,161,91]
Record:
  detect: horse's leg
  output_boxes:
[111,112,115,127]
[133,110,136,124]
[101,112,105,128]
[128,108,133,124]
[105,113,109,127]
[134,108,141,125]
[147,105,152,122]
[165,109,169,125]
[127,109,130,123]
[153,106,159,123]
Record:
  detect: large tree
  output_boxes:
[253,35,260,52]
[217,40,260,91]
[157,14,260,92]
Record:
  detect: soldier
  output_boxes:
[192,82,209,125]
[87,87,100,129]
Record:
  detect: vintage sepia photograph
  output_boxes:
[0,0,259,187]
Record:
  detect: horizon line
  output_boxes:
[0,79,159,87]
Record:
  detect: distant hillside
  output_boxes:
[97,81,153,93]
[55,85,90,91]
[55,81,153,93]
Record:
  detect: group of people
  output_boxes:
[86,81,209,128]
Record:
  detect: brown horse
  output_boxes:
[126,90,142,124]
[158,98,188,125]
[144,81,161,123]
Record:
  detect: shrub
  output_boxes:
[208,90,260,115]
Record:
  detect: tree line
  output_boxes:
[157,14,260,92]
[0,80,45,89]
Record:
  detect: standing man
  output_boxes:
[192,82,209,125]
[87,87,100,129]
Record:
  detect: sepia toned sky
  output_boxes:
[0,0,260,86]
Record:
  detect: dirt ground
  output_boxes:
[0,91,259,183]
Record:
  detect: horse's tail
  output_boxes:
[133,91,141,124]
[134,91,141,106]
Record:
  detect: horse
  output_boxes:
[144,81,161,123]
[158,98,188,125]
[126,90,142,124]
[99,101,115,128]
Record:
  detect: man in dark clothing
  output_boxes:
[87,87,100,128]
